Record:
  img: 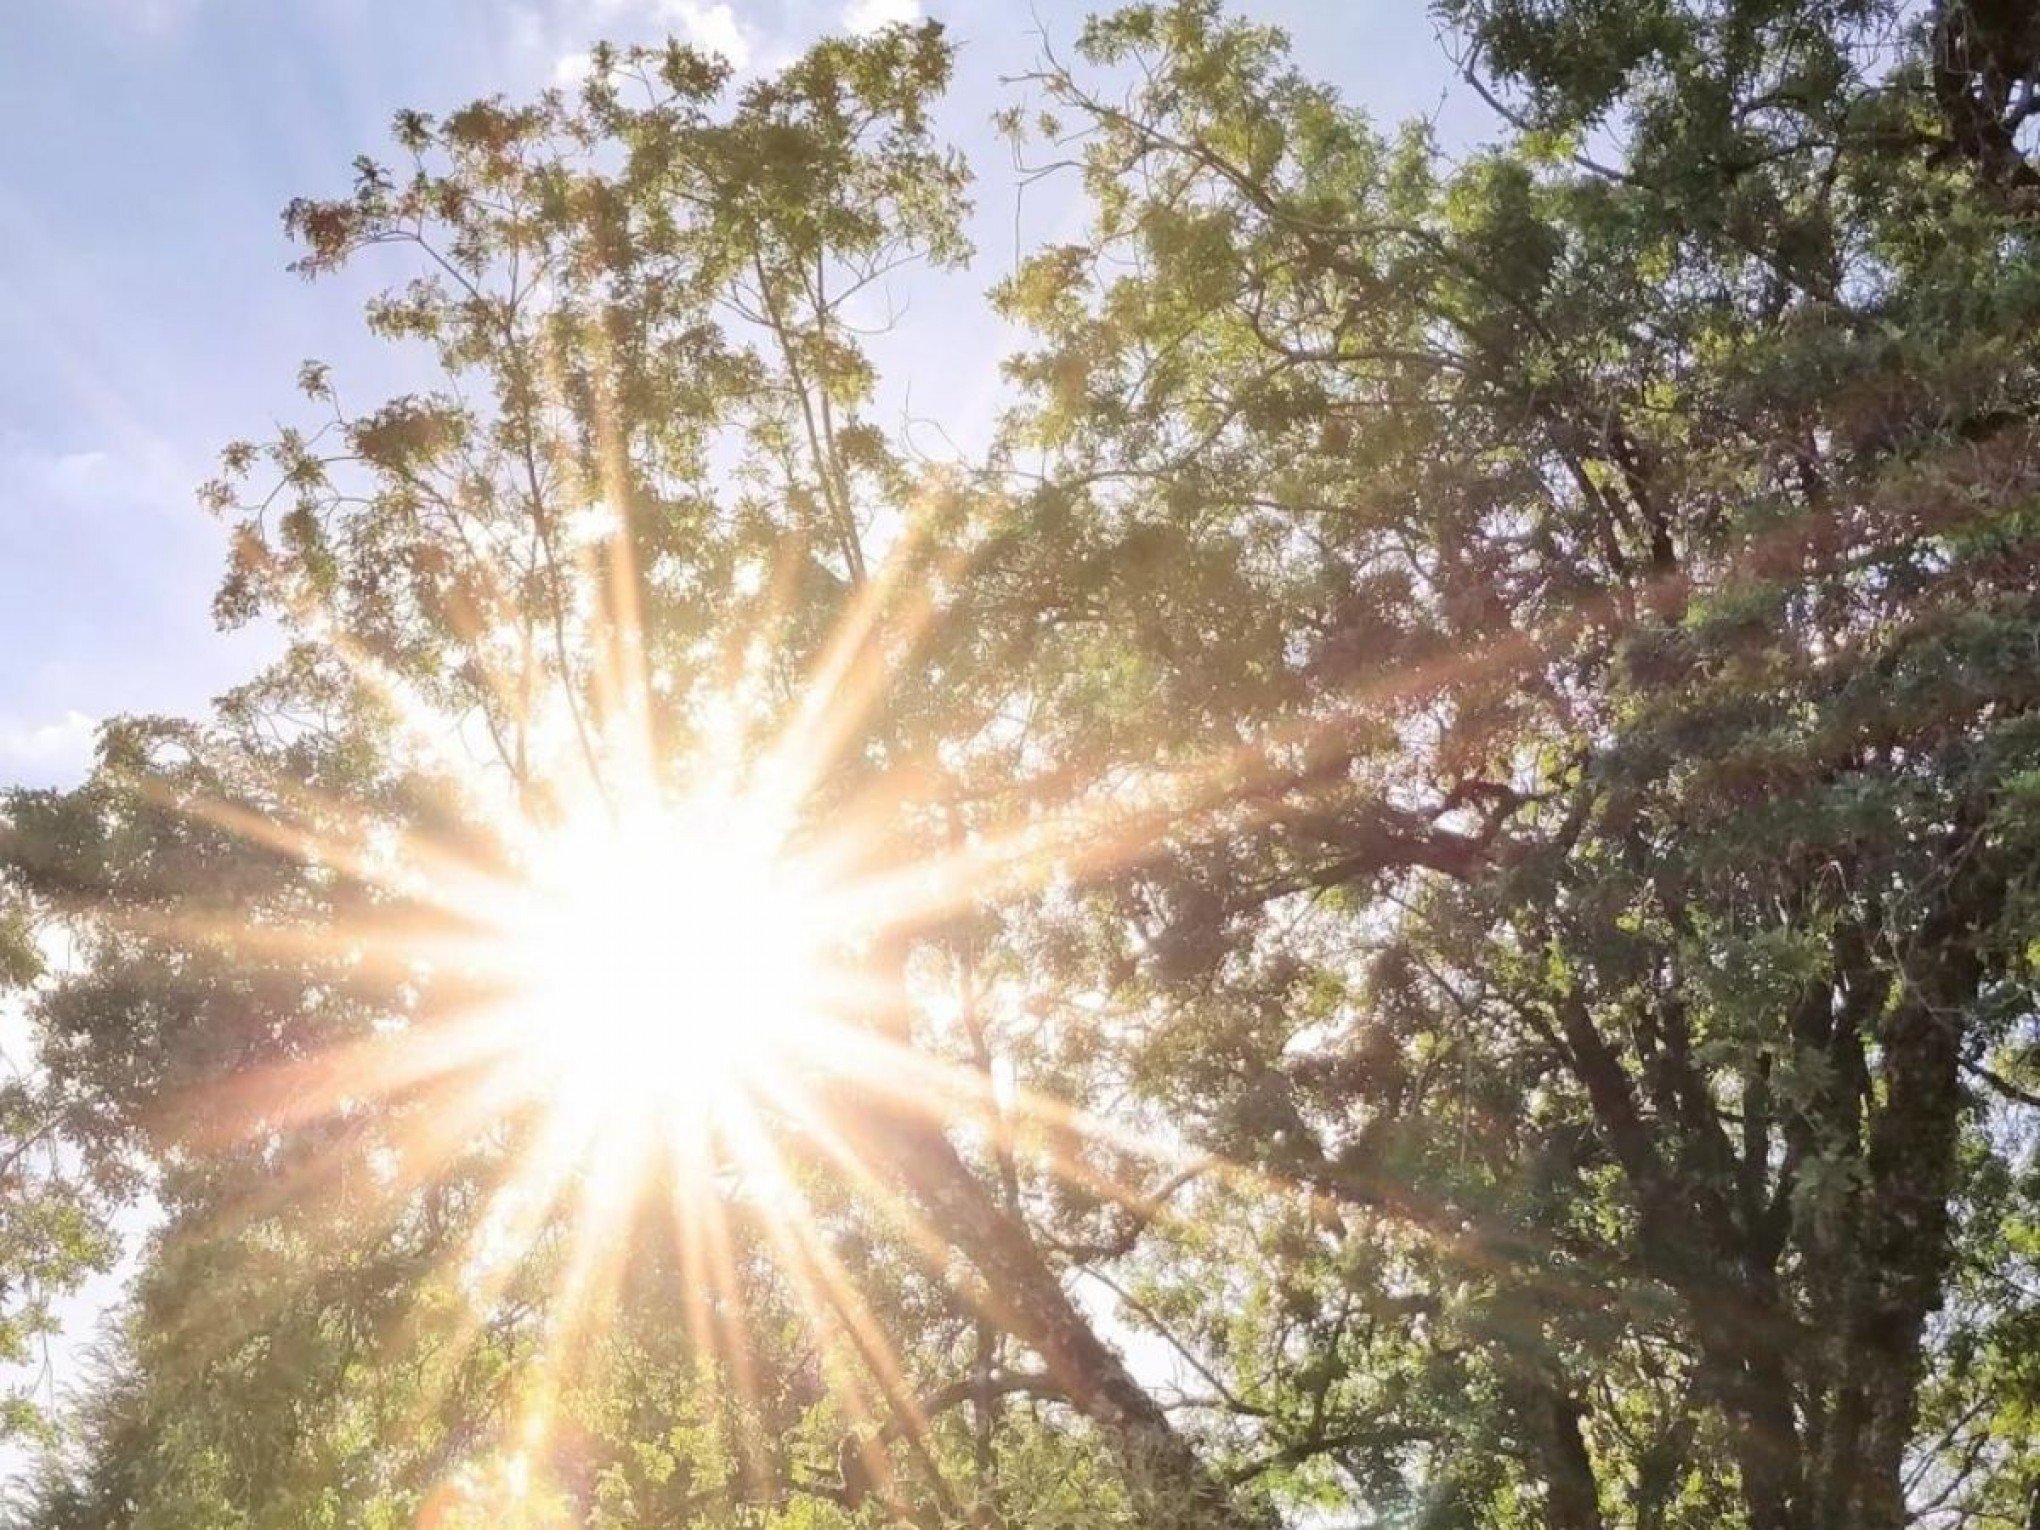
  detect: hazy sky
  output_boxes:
[0,0,1494,791]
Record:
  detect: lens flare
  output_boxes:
[496,794,835,1125]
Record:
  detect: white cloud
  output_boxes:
[843,0,920,33]
[0,438,181,518]
[661,0,751,68]
[0,711,97,783]
[537,0,756,78]
[34,448,116,490]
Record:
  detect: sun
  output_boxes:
[495,791,839,1125]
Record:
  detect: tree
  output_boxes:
[3,23,1244,1530]
[988,1,2040,1525]
[0,887,117,1460]
[7,4,2040,1530]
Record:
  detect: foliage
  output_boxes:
[0,893,116,1456]
[5,4,2040,1530]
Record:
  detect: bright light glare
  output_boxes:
[502,796,832,1120]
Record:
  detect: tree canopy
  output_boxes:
[4,3,2039,1529]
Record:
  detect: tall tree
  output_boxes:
[3,24,1252,1530]
[990,2,2040,1525]
[5,4,2039,1530]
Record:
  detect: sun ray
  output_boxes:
[675,1132,785,1512]
[716,1103,977,1526]
[760,1070,1072,1396]
[98,367,1742,1516]
[58,194,1908,1522]
[664,1128,771,1509]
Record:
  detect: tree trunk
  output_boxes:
[1531,1384,1603,1530]
[860,1107,1266,1530]
[1808,866,1986,1530]
[1810,989,1968,1529]
[1707,1341,1805,1530]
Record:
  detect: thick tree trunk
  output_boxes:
[1806,848,1990,1530]
[1810,982,1970,1530]
[1709,1342,1804,1530]
[1554,990,1812,1530]
[843,944,1262,1529]
[860,1107,1266,1530]
[1930,0,2040,199]
[1531,1385,1603,1530]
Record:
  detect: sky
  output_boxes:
[0,0,1495,792]
[0,0,1497,1470]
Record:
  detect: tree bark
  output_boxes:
[1532,1384,1604,1530]
[854,1105,1267,1530]
[1810,986,1970,1528]
[1808,855,1990,1530]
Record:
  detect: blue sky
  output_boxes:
[0,0,1491,793]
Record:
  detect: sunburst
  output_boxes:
[116,486,1206,1524]
[100,240,1468,1522]
[488,786,844,1131]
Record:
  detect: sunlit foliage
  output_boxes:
[4,4,2039,1529]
